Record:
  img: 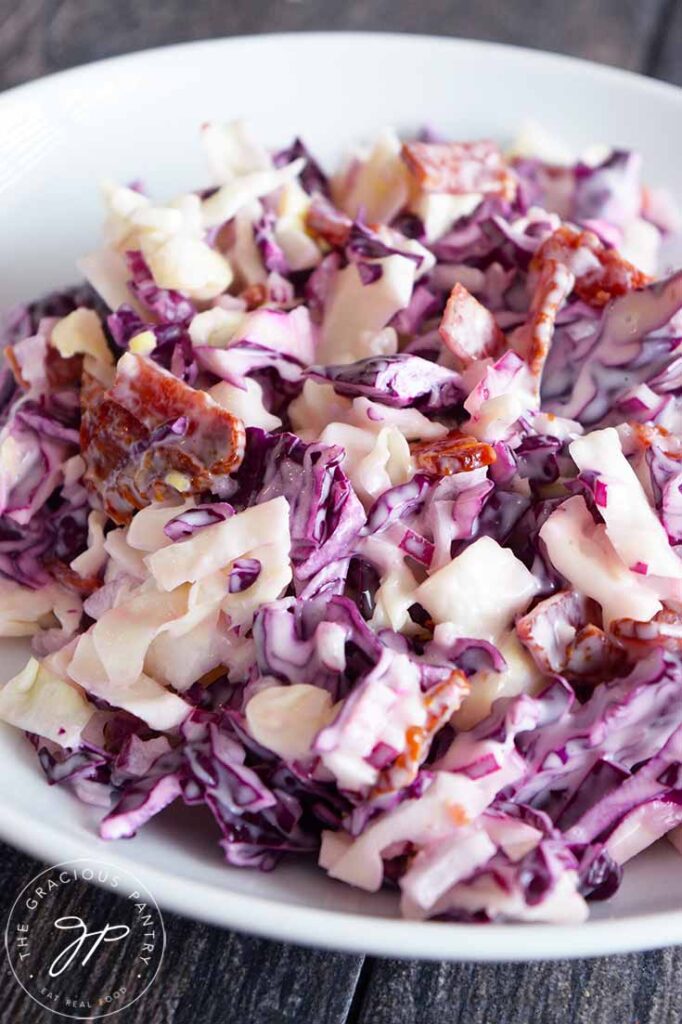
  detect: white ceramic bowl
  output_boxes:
[1,33,681,961]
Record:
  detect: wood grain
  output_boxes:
[353,950,682,1024]
[0,0,672,92]
[652,0,682,85]
[0,844,364,1024]
[0,3,681,1023]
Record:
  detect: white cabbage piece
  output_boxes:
[507,119,575,165]
[320,771,509,892]
[275,180,322,271]
[201,159,306,228]
[210,378,282,432]
[51,309,113,366]
[67,633,189,730]
[450,630,545,730]
[70,510,108,579]
[404,848,587,924]
[144,234,232,301]
[88,580,189,687]
[221,543,293,630]
[539,495,662,625]
[125,500,195,553]
[399,826,496,913]
[189,307,245,349]
[245,682,335,761]
[317,255,416,364]
[0,580,71,637]
[100,181,233,301]
[620,217,660,276]
[200,120,273,185]
[569,427,682,579]
[289,381,446,445]
[316,653,426,792]
[228,199,269,286]
[77,249,145,314]
[349,397,447,441]
[103,527,149,581]
[332,127,411,224]
[410,192,482,244]
[360,534,420,634]
[415,536,538,638]
[288,381,353,441]
[0,657,93,748]
[146,496,291,591]
[231,306,316,364]
[319,423,413,509]
[144,609,225,692]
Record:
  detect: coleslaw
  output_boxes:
[1,119,681,925]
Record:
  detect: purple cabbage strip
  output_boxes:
[306,354,463,412]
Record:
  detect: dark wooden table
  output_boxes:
[1,2,682,1022]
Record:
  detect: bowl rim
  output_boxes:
[2,29,681,108]
[1,30,681,961]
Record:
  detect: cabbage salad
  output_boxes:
[0,120,681,925]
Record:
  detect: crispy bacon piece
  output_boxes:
[401,140,517,200]
[46,559,102,596]
[4,342,82,392]
[612,608,682,654]
[411,431,497,476]
[519,259,575,384]
[305,195,353,248]
[240,283,268,310]
[517,591,595,674]
[45,345,84,391]
[81,353,245,525]
[564,624,628,683]
[630,421,672,450]
[438,283,506,367]
[3,346,27,388]
[371,671,469,797]
[517,590,626,683]
[531,225,651,309]
[575,247,651,307]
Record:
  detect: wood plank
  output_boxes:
[352,950,682,1024]
[0,0,668,93]
[650,0,682,84]
[0,844,364,1024]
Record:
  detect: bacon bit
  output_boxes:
[305,195,353,248]
[370,670,469,798]
[198,665,229,687]
[45,559,102,596]
[530,224,601,272]
[447,804,470,827]
[575,248,651,307]
[404,725,426,763]
[411,431,496,476]
[518,590,592,673]
[438,283,506,367]
[401,140,517,200]
[564,624,628,683]
[241,283,268,310]
[45,345,84,391]
[612,609,682,654]
[631,421,671,450]
[517,590,625,684]
[5,341,85,392]
[531,225,651,309]
[3,346,27,388]
[81,353,245,525]
[522,259,575,383]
